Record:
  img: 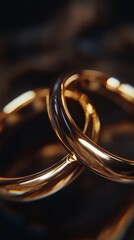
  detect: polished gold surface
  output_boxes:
[0,88,100,201]
[48,70,134,182]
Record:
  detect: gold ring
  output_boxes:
[0,87,100,201]
[48,70,134,182]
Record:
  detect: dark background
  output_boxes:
[0,1,134,239]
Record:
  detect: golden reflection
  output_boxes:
[78,138,108,160]
[8,189,27,196]
[107,77,120,89]
[119,83,134,100]
[3,90,36,114]
[107,77,134,102]
[20,160,69,185]
[87,103,93,114]
[64,74,79,87]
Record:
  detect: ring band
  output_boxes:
[48,70,134,182]
[0,88,100,201]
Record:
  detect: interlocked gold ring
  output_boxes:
[0,88,100,201]
[48,70,134,182]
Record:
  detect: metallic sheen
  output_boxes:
[48,70,134,183]
[0,88,100,201]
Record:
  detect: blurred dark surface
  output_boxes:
[0,1,134,239]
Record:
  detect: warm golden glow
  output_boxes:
[20,160,69,185]
[64,74,79,87]
[107,77,120,89]
[78,138,108,160]
[8,189,26,195]
[87,103,93,114]
[119,83,134,99]
[3,91,36,114]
